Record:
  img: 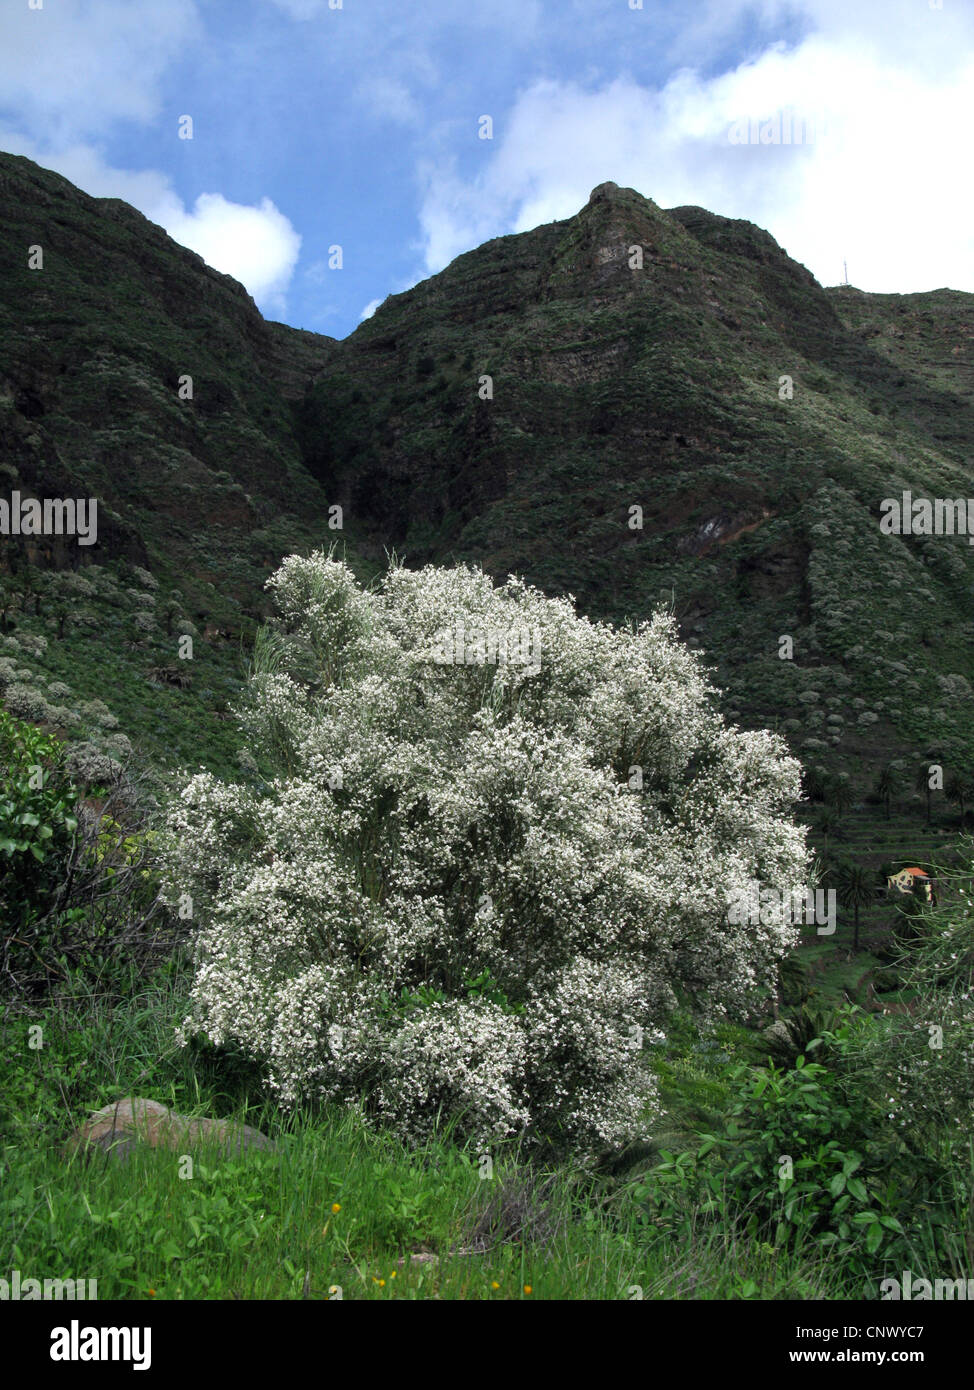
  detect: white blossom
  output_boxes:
[161,552,809,1154]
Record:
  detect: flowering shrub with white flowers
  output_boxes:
[161,552,809,1154]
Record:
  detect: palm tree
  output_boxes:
[945,770,974,823]
[163,598,181,637]
[827,778,855,818]
[813,807,841,855]
[874,765,898,821]
[20,561,36,615]
[835,861,875,953]
[915,762,939,827]
[32,571,49,616]
[53,601,70,641]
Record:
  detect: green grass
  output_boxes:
[0,962,852,1301]
[1,745,964,1302]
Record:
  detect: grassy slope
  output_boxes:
[0,962,849,1302]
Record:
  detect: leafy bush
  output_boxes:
[64,742,123,786]
[16,633,48,657]
[4,682,51,723]
[161,552,809,1154]
[641,1056,903,1267]
[47,705,81,729]
[131,566,159,591]
[80,699,119,729]
[637,897,974,1281]
[810,845,974,1272]
[0,710,80,957]
[0,709,172,998]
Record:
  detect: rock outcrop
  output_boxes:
[66,1096,276,1161]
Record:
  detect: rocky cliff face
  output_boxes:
[2,156,973,781]
[0,152,335,616]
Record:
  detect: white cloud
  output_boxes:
[417,1,974,294]
[0,0,199,142]
[263,0,329,18]
[359,297,383,320]
[164,194,301,315]
[0,134,301,315]
[355,77,421,125]
[0,0,300,313]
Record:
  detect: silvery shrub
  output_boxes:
[161,553,809,1154]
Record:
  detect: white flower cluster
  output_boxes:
[161,553,809,1154]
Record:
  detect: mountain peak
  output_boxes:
[586,180,649,208]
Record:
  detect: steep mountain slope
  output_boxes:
[0,151,341,621]
[0,152,341,771]
[1,156,972,791]
[299,181,974,783]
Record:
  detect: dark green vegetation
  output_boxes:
[301,183,974,795]
[3,748,971,1298]
[2,155,972,793]
[0,1009,850,1299]
[0,154,347,613]
[2,154,972,1298]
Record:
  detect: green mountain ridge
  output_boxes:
[0,151,342,617]
[1,154,972,790]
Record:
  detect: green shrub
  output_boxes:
[635,1052,905,1272]
[0,708,174,998]
[0,709,80,958]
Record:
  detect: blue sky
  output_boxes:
[1,0,971,336]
